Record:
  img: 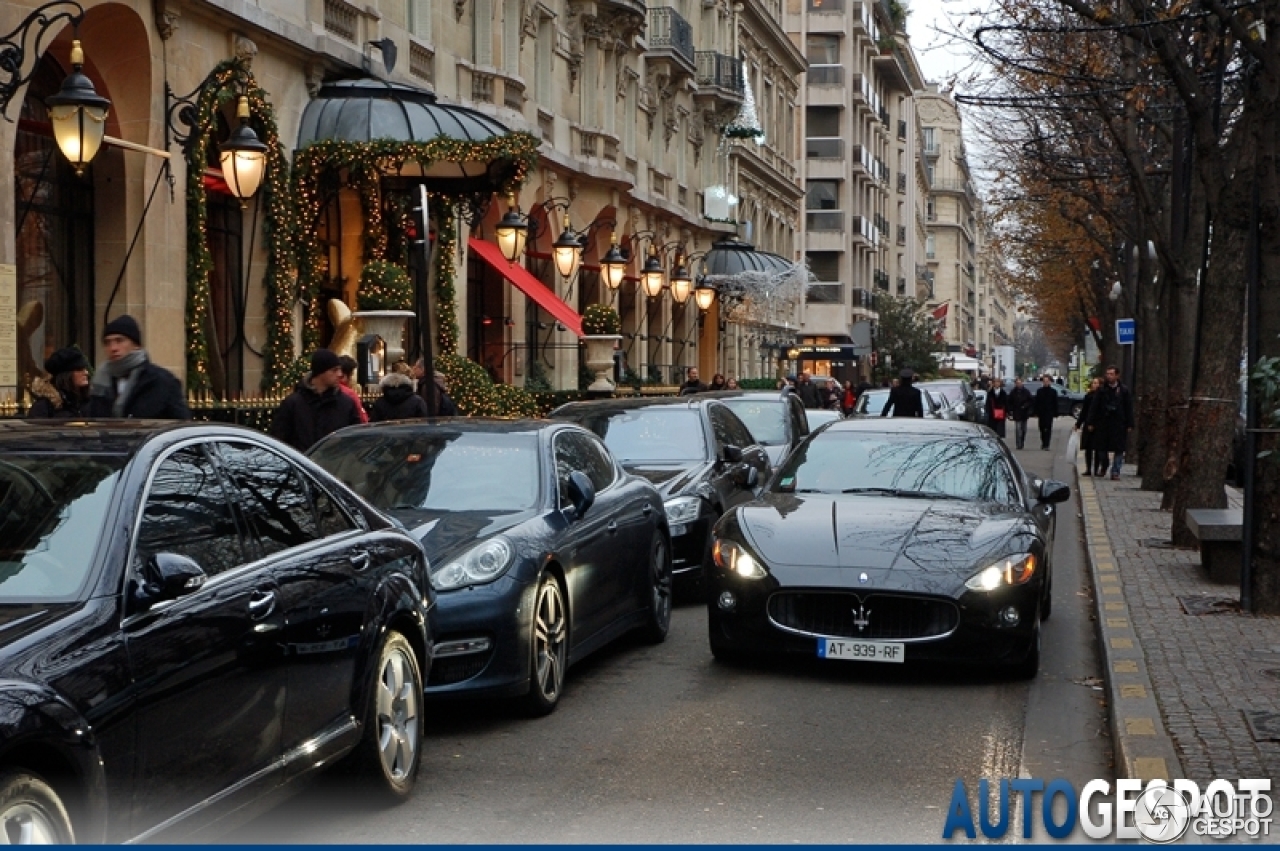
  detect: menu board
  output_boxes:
[0,264,15,390]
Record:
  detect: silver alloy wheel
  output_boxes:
[532,577,567,702]
[0,802,61,844]
[651,537,672,626]
[375,643,421,783]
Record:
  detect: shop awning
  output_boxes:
[468,237,584,337]
[703,238,795,277]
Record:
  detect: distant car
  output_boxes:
[551,397,770,591]
[926,389,962,420]
[310,419,672,716]
[1045,384,1087,419]
[916,379,982,422]
[717,392,811,470]
[852,388,945,419]
[705,418,1070,678]
[0,422,433,842]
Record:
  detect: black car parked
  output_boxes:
[0,422,433,843]
[716,392,811,470]
[915,379,982,423]
[551,397,770,590]
[705,418,1069,678]
[310,419,671,716]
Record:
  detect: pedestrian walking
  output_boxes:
[679,367,708,395]
[1007,378,1034,449]
[880,369,924,417]
[841,380,856,417]
[796,371,823,409]
[370,371,430,421]
[1033,375,1059,450]
[985,378,1009,438]
[89,315,191,420]
[431,371,460,416]
[28,347,90,419]
[270,348,362,452]
[337,355,370,424]
[1085,365,1135,479]
[1075,378,1104,476]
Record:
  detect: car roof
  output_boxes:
[0,419,252,455]
[819,418,989,437]
[551,396,721,415]
[328,417,559,438]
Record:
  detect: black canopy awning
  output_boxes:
[296,78,520,192]
[702,239,794,277]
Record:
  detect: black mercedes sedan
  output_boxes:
[705,418,1069,678]
[0,421,432,843]
[309,419,671,716]
[716,392,811,470]
[551,397,770,592]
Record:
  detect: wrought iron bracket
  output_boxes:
[0,1,85,118]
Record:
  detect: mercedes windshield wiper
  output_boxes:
[840,487,957,500]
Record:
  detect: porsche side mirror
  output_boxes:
[566,470,596,519]
[722,445,744,464]
[1039,480,1071,504]
[134,552,207,609]
[738,466,760,490]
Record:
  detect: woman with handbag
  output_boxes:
[1075,378,1104,475]
[985,378,1010,438]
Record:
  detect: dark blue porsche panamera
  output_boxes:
[310,418,672,716]
[704,418,1070,678]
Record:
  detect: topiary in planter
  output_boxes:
[357,261,413,311]
[582,303,621,335]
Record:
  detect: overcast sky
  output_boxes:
[904,0,985,87]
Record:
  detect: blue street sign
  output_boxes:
[1116,318,1136,345]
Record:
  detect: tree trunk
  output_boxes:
[1168,228,1246,547]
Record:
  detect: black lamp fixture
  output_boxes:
[668,254,693,305]
[551,214,584,279]
[494,194,529,262]
[640,247,666,298]
[600,233,628,290]
[219,95,268,205]
[0,2,113,176]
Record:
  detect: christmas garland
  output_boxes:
[184,59,295,395]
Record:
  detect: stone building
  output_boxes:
[0,0,806,403]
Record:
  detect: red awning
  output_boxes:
[468,237,584,337]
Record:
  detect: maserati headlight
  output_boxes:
[712,538,767,579]
[965,553,1037,591]
[664,496,703,526]
[433,538,514,591]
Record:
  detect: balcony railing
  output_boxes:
[805,282,844,304]
[896,225,906,244]
[696,52,744,94]
[933,178,973,194]
[324,0,359,41]
[897,172,907,193]
[851,287,875,309]
[648,7,695,69]
[897,119,907,140]
[806,137,843,158]
[851,215,878,246]
[806,210,844,231]
[808,65,844,86]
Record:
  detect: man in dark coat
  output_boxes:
[1007,378,1034,449]
[1032,375,1059,450]
[678,366,708,396]
[985,378,1010,438]
[88,315,191,420]
[271,348,362,452]
[880,370,924,417]
[796,371,823,409]
[371,372,430,421]
[1086,365,1135,479]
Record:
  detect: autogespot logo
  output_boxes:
[942,777,1273,842]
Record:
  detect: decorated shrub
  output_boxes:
[357,261,414,311]
[582,303,621,335]
[436,353,540,417]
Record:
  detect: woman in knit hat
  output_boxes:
[28,347,91,419]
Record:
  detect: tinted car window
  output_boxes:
[720,406,757,449]
[554,431,615,504]
[309,476,358,537]
[136,445,245,577]
[775,432,1020,504]
[720,399,787,445]
[311,430,540,513]
[708,405,737,452]
[856,391,890,415]
[0,453,126,600]
[215,443,320,558]
[566,408,707,463]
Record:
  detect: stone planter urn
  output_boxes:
[582,335,622,393]
[352,310,416,362]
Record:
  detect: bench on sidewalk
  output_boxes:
[1185,509,1242,584]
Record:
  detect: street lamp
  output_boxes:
[494,195,528,262]
[669,254,693,305]
[640,248,666,298]
[551,214,583,279]
[694,277,717,312]
[600,233,627,290]
[219,95,267,205]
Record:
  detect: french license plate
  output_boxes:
[818,638,905,664]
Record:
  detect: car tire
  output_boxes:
[522,572,568,717]
[638,532,672,644]
[1009,614,1041,680]
[707,612,748,665]
[0,770,76,844]
[356,630,423,800]
[1041,572,1053,622]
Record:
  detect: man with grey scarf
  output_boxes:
[89,315,191,420]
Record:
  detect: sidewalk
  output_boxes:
[1077,460,1280,784]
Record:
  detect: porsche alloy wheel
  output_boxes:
[0,771,74,844]
[523,573,568,717]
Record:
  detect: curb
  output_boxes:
[1075,465,1184,782]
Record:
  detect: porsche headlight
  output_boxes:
[965,553,1037,591]
[433,538,514,591]
[664,496,703,526]
[712,538,767,579]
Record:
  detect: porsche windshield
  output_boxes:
[775,432,1020,504]
[0,453,126,601]
[310,431,541,512]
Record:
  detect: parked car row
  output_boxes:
[0,393,1068,842]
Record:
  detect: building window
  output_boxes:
[409,0,432,41]
[535,17,552,104]
[805,180,839,210]
[926,233,936,258]
[474,0,493,65]
[502,0,520,72]
[205,192,246,396]
[805,35,839,64]
[923,126,936,152]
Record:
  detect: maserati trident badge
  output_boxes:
[852,602,871,633]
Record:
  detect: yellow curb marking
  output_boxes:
[1114,660,1138,673]
[1105,602,1126,611]
[1131,758,1169,780]
[1103,586,1122,595]
[1108,618,1130,628]
[1125,717,1157,736]
[1111,638,1134,649]
[1100,574,1119,583]
[1121,684,1146,699]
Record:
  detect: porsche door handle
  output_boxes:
[607,521,618,534]
[349,551,372,571]
[247,590,276,620]
[642,503,653,515]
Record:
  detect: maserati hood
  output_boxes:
[735,493,1036,594]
